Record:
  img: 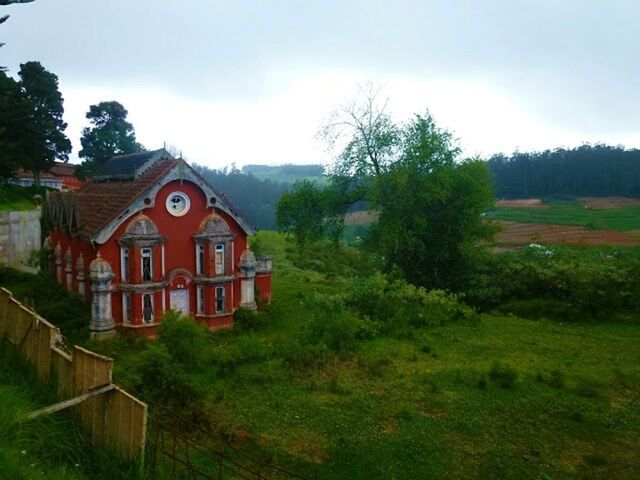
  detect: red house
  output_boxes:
[44,149,272,338]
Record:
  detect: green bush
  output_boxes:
[308,311,360,354]
[278,339,330,371]
[464,246,640,320]
[233,307,264,331]
[158,310,209,369]
[135,345,207,429]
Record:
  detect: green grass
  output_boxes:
[486,203,640,231]
[4,231,640,478]
[0,184,47,211]
[88,232,640,480]
[0,339,144,480]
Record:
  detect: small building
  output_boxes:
[43,149,272,338]
[11,161,85,190]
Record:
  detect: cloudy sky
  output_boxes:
[2,0,639,168]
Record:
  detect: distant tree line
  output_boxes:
[193,165,288,230]
[489,145,640,198]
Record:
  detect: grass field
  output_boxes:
[486,203,640,231]
[88,233,640,480]
[0,339,143,480]
[3,232,640,478]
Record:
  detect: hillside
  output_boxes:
[4,233,639,479]
[242,164,327,185]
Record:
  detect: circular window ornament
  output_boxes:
[166,192,191,217]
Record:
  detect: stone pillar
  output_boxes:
[64,247,73,290]
[76,253,86,298]
[89,252,116,339]
[54,242,63,283]
[238,248,257,310]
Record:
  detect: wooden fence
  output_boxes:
[0,287,147,462]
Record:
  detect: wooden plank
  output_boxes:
[23,384,115,420]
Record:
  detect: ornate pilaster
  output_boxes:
[64,247,73,290]
[76,253,86,297]
[54,242,62,283]
[238,248,257,310]
[89,252,116,339]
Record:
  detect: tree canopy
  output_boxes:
[78,101,143,175]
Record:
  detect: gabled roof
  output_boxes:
[45,151,254,243]
[92,148,173,181]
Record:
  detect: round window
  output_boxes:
[166,192,191,217]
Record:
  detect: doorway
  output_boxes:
[170,289,189,315]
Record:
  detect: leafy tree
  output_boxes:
[276,180,326,247]
[320,83,400,178]
[17,61,71,185]
[369,113,495,290]
[78,101,143,175]
[0,71,37,178]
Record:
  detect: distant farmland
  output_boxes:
[345,197,640,247]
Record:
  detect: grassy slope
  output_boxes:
[3,232,640,478]
[97,232,640,480]
[486,203,640,231]
[0,184,47,211]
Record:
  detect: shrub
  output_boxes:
[489,361,518,388]
[158,310,209,369]
[135,345,207,429]
[308,311,360,354]
[234,307,264,331]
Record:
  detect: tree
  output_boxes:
[0,71,37,178]
[320,84,400,178]
[369,113,495,290]
[276,180,327,247]
[78,101,143,174]
[17,61,71,185]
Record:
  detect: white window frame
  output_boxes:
[215,244,225,275]
[141,248,153,282]
[120,247,129,282]
[165,191,191,217]
[122,292,132,323]
[215,286,225,313]
[196,244,205,275]
[197,286,205,314]
[142,293,154,323]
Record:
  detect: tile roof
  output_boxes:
[92,148,172,180]
[75,157,179,238]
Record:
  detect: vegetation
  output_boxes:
[0,183,44,211]
[0,338,142,480]
[487,200,640,231]
[489,144,640,198]
[76,232,640,479]
[0,61,71,184]
[193,164,287,230]
[77,101,145,177]
[242,164,326,184]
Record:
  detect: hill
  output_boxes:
[242,164,327,185]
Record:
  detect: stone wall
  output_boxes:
[0,209,41,272]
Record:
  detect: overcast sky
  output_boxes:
[2,0,639,168]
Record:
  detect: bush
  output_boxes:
[233,307,264,331]
[308,312,360,354]
[158,310,209,369]
[135,345,207,429]
[489,361,518,388]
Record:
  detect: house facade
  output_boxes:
[44,149,271,338]
[11,161,85,190]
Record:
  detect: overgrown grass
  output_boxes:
[0,184,47,211]
[0,339,144,480]
[0,267,90,344]
[4,231,640,479]
[100,232,640,479]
